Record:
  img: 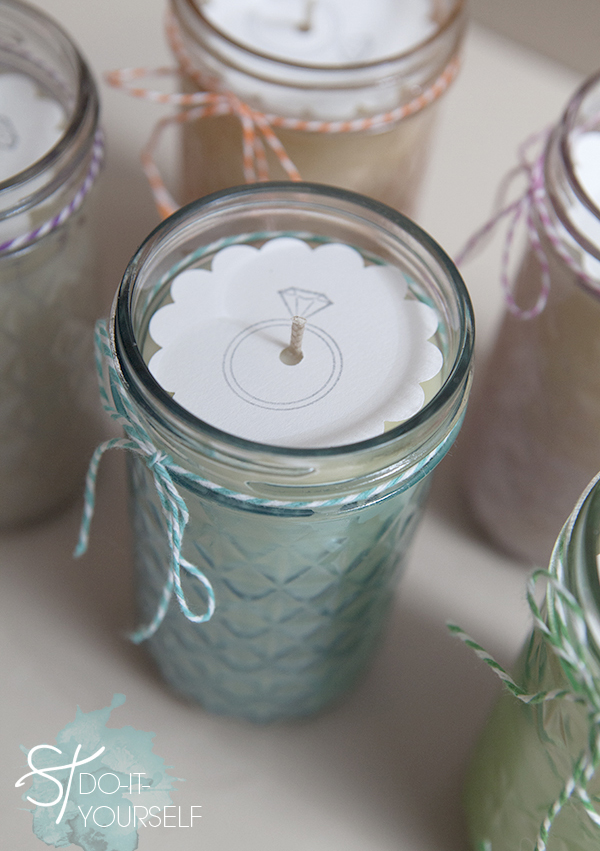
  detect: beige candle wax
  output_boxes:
[169,0,466,217]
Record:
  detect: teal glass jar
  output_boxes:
[464,472,600,851]
[111,182,474,722]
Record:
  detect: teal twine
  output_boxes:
[450,564,600,849]
[74,320,216,643]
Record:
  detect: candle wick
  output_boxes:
[296,0,315,33]
[280,315,306,365]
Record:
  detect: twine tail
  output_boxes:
[447,623,527,699]
[535,752,590,851]
[77,319,217,640]
[74,437,134,558]
[253,111,302,181]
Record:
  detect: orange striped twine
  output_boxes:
[105,12,461,219]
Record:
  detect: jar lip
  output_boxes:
[175,0,466,74]
[115,181,474,459]
[0,0,99,198]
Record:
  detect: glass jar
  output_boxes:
[169,0,466,217]
[111,182,473,722]
[0,0,103,527]
[464,471,600,851]
[463,71,600,566]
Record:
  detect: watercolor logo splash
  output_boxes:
[15,694,197,850]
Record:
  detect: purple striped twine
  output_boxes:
[0,128,105,255]
[455,127,599,320]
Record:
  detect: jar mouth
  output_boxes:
[114,182,474,460]
[176,0,466,73]
[0,0,99,213]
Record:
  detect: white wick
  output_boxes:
[280,315,306,365]
[296,0,316,32]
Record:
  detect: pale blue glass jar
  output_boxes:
[112,183,474,722]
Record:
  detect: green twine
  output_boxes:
[450,560,600,849]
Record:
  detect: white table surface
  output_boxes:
[1,4,583,849]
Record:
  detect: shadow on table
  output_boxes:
[191,595,503,851]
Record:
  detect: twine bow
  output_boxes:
[450,534,600,849]
[105,10,461,219]
[455,128,599,320]
[74,320,216,643]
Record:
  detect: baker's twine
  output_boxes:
[74,320,216,643]
[450,554,600,848]
[455,128,599,320]
[104,10,461,219]
[0,128,105,255]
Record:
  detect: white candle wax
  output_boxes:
[0,73,65,181]
[147,237,443,448]
[200,0,435,66]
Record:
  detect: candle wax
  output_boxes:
[147,238,444,448]
[0,72,64,181]
[200,0,436,65]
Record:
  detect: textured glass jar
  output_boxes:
[464,71,600,567]
[169,0,466,217]
[113,182,474,722]
[464,472,600,851]
[0,0,103,527]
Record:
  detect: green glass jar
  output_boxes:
[111,182,474,722]
[464,472,600,851]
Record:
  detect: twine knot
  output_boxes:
[147,449,172,471]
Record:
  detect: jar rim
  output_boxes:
[0,0,99,204]
[114,181,474,460]
[172,0,466,75]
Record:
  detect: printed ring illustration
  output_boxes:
[223,320,343,410]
